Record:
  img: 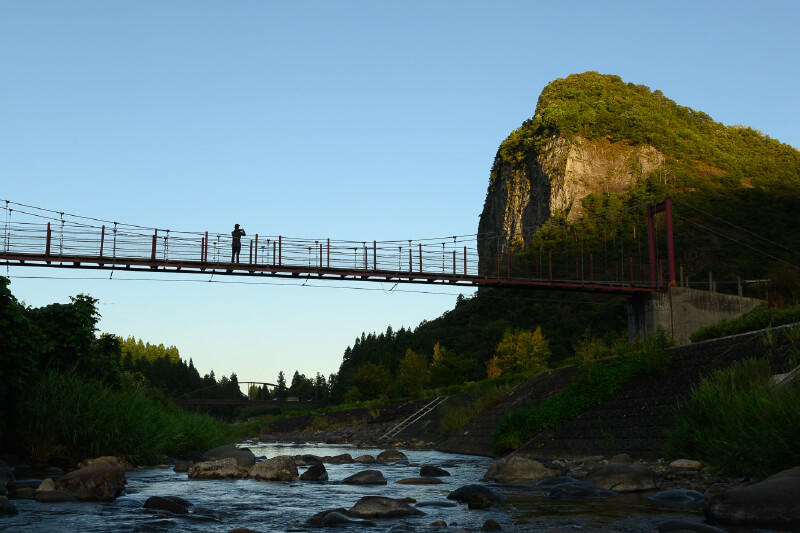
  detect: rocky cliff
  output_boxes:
[476,71,800,276]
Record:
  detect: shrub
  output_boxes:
[690,304,800,342]
[665,358,800,477]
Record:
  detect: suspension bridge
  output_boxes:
[0,199,680,294]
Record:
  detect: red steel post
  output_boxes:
[254,234,259,264]
[204,231,209,262]
[249,240,253,264]
[590,253,594,281]
[273,242,276,265]
[409,247,412,272]
[507,250,511,279]
[373,240,377,270]
[201,237,205,262]
[151,229,157,262]
[665,197,676,286]
[327,238,330,268]
[452,250,456,274]
[419,243,422,272]
[548,251,553,280]
[100,225,105,257]
[647,205,657,286]
[46,222,51,256]
[278,236,282,266]
[576,259,579,280]
[629,257,634,284]
[463,246,467,276]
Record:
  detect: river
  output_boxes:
[3,442,709,532]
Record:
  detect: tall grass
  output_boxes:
[690,304,800,342]
[22,372,233,465]
[665,358,800,477]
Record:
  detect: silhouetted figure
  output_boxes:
[231,224,246,263]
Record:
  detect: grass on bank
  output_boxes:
[492,333,670,454]
[690,303,800,342]
[665,358,800,477]
[22,372,233,465]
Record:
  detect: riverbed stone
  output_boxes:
[78,456,134,472]
[189,458,243,479]
[173,460,193,472]
[34,490,76,503]
[300,462,328,481]
[482,455,559,483]
[535,476,582,489]
[56,462,126,501]
[669,459,703,471]
[342,469,387,485]
[609,453,632,463]
[349,496,424,518]
[420,465,450,477]
[294,454,323,466]
[322,511,376,526]
[326,453,354,464]
[0,496,17,515]
[306,507,351,526]
[144,495,190,514]
[704,466,800,528]
[584,463,656,492]
[202,445,256,468]
[11,487,36,499]
[397,477,443,484]
[37,478,56,492]
[376,449,407,464]
[482,518,503,530]
[248,456,299,481]
[0,461,13,491]
[447,484,506,509]
[547,481,617,500]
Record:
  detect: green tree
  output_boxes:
[487,327,551,378]
[395,348,430,395]
[352,362,391,399]
[275,371,289,400]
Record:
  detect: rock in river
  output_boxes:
[248,456,299,481]
[0,496,17,515]
[420,465,450,477]
[376,449,407,464]
[447,484,505,509]
[342,470,387,485]
[397,477,443,485]
[704,466,800,528]
[56,462,126,501]
[482,455,560,483]
[144,495,190,514]
[349,496,424,518]
[189,458,243,479]
[202,445,256,468]
[300,463,328,481]
[584,463,656,492]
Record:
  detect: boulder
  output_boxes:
[648,489,705,506]
[144,495,190,514]
[396,477,443,484]
[202,445,256,468]
[34,490,76,502]
[704,466,800,528]
[584,463,656,492]
[482,455,559,483]
[294,454,322,466]
[326,453,354,464]
[56,462,126,501]
[535,476,582,489]
[376,449,407,464]
[430,520,447,526]
[482,518,503,531]
[349,496,424,518]
[248,456,298,481]
[0,496,17,515]
[354,455,376,464]
[415,501,458,508]
[447,484,506,509]
[0,461,13,491]
[322,511,376,527]
[669,459,703,471]
[188,458,243,479]
[306,507,351,526]
[609,453,632,463]
[36,478,56,492]
[420,465,450,477]
[300,463,328,481]
[78,456,134,472]
[342,470,387,485]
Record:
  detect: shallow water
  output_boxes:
[2,442,711,532]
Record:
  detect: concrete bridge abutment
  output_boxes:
[628,286,763,345]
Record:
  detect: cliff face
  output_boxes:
[477,134,663,276]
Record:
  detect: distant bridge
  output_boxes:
[173,381,320,407]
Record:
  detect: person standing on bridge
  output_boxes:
[231,224,246,263]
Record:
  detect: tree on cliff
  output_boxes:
[486,327,551,378]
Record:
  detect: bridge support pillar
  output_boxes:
[628,286,763,345]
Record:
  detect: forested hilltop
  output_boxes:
[330,72,800,403]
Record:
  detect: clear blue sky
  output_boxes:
[2,1,798,383]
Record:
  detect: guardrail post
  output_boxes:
[463,246,467,276]
[249,240,253,264]
[548,251,552,280]
[590,253,594,282]
[99,225,105,257]
[278,236,282,266]
[254,234,259,264]
[373,240,377,270]
[327,238,330,268]
[204,231,209,262]
[418,243,422,272]
[45,222,51,256]
[151,229,157,262]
